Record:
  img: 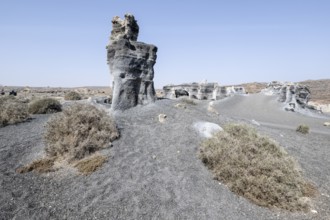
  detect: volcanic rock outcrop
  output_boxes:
[163,82,245,100]
[107,14,157,111]
[266,81,311,111]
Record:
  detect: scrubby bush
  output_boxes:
[181,97,196,105]
[296,124,309,134]
[64,91,82,100]
[200,123,316,211]
[16,157,55,174]
[44,103,119,161]
[74,154,107,175]
[28,98,62,114]
[0,96,29,127]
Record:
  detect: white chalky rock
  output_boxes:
[193,121,223,138]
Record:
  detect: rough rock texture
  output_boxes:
[163,82,245,100]
[265,82,311,111]
[107,14,157,111]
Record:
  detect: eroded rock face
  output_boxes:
[107,14,157,111]
[163,82,245,100]
[266,82,311,111]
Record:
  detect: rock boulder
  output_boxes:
[107,14,157,111]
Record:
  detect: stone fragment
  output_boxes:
[158,114,167,123]
[324,122,330,127]
[193,122,223,138]
[107,14,158,111]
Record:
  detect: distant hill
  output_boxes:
[235,82,268,94]
[299,79,330,104]
[228,79,330,104]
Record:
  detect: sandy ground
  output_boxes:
[1,94,330,219]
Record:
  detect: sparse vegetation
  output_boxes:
[18,103,119,175]
[181,97,196,105]
[0,96,29,127]
[296,124,310,134]
[74,154,107,175]
[16,157,55,174]
[28,98,62,114]
[200,123,317,211]
[44,103,119,161]
[64,91,82,100]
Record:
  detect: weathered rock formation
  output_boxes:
[163,82,245,100]
[107,14,157,111]
[266,81,311,111]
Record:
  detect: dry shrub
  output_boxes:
[64,91,82,100]
[44,103,119,161]
[181,98,196,105]
[0,96,29,127]
[200,123,316,211]
[28,98,62,114]
[296,124,309,134]
[74,154,107,175]
[16,157,55,174]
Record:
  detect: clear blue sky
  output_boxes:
[1,0,329,88]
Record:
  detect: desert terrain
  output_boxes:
[0,81,330,219]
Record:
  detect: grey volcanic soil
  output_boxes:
[1,94,330,219]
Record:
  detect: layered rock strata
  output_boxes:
[107,14,157,110]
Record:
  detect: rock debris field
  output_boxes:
[1,94,330,220]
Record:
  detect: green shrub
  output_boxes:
[64,91,82,100]
[44,103,119,161]
[296,124,309,134]
[200,123,316,211]
[28,98,62,114]
[0,96,29,127]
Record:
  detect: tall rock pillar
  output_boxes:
[106,14,158,111]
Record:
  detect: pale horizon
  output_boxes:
[1,1,329,88]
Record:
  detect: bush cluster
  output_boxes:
[296,124,310,134]
[64,91,82,100]
[0,96,29,127]
[28,98,62,114]
[181,97,197,105]
[200,123,316,211]
[44,103,119,161]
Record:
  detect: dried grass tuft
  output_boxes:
[64,91,82,100]
[200,123,317,211]
[44,103,119,161]
[28,98,62,114]
[16,157,55,173]
[74,154,107,175]
[296,124,310,134]
[0,96,29,127]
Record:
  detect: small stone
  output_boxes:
[251,119,260,126]
[158,114,167,123]
[323,122,330,127]
[152,155,156,159]
[193,121,223,138]
[311,209,317,214]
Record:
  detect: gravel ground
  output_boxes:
[0,94,330,219]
